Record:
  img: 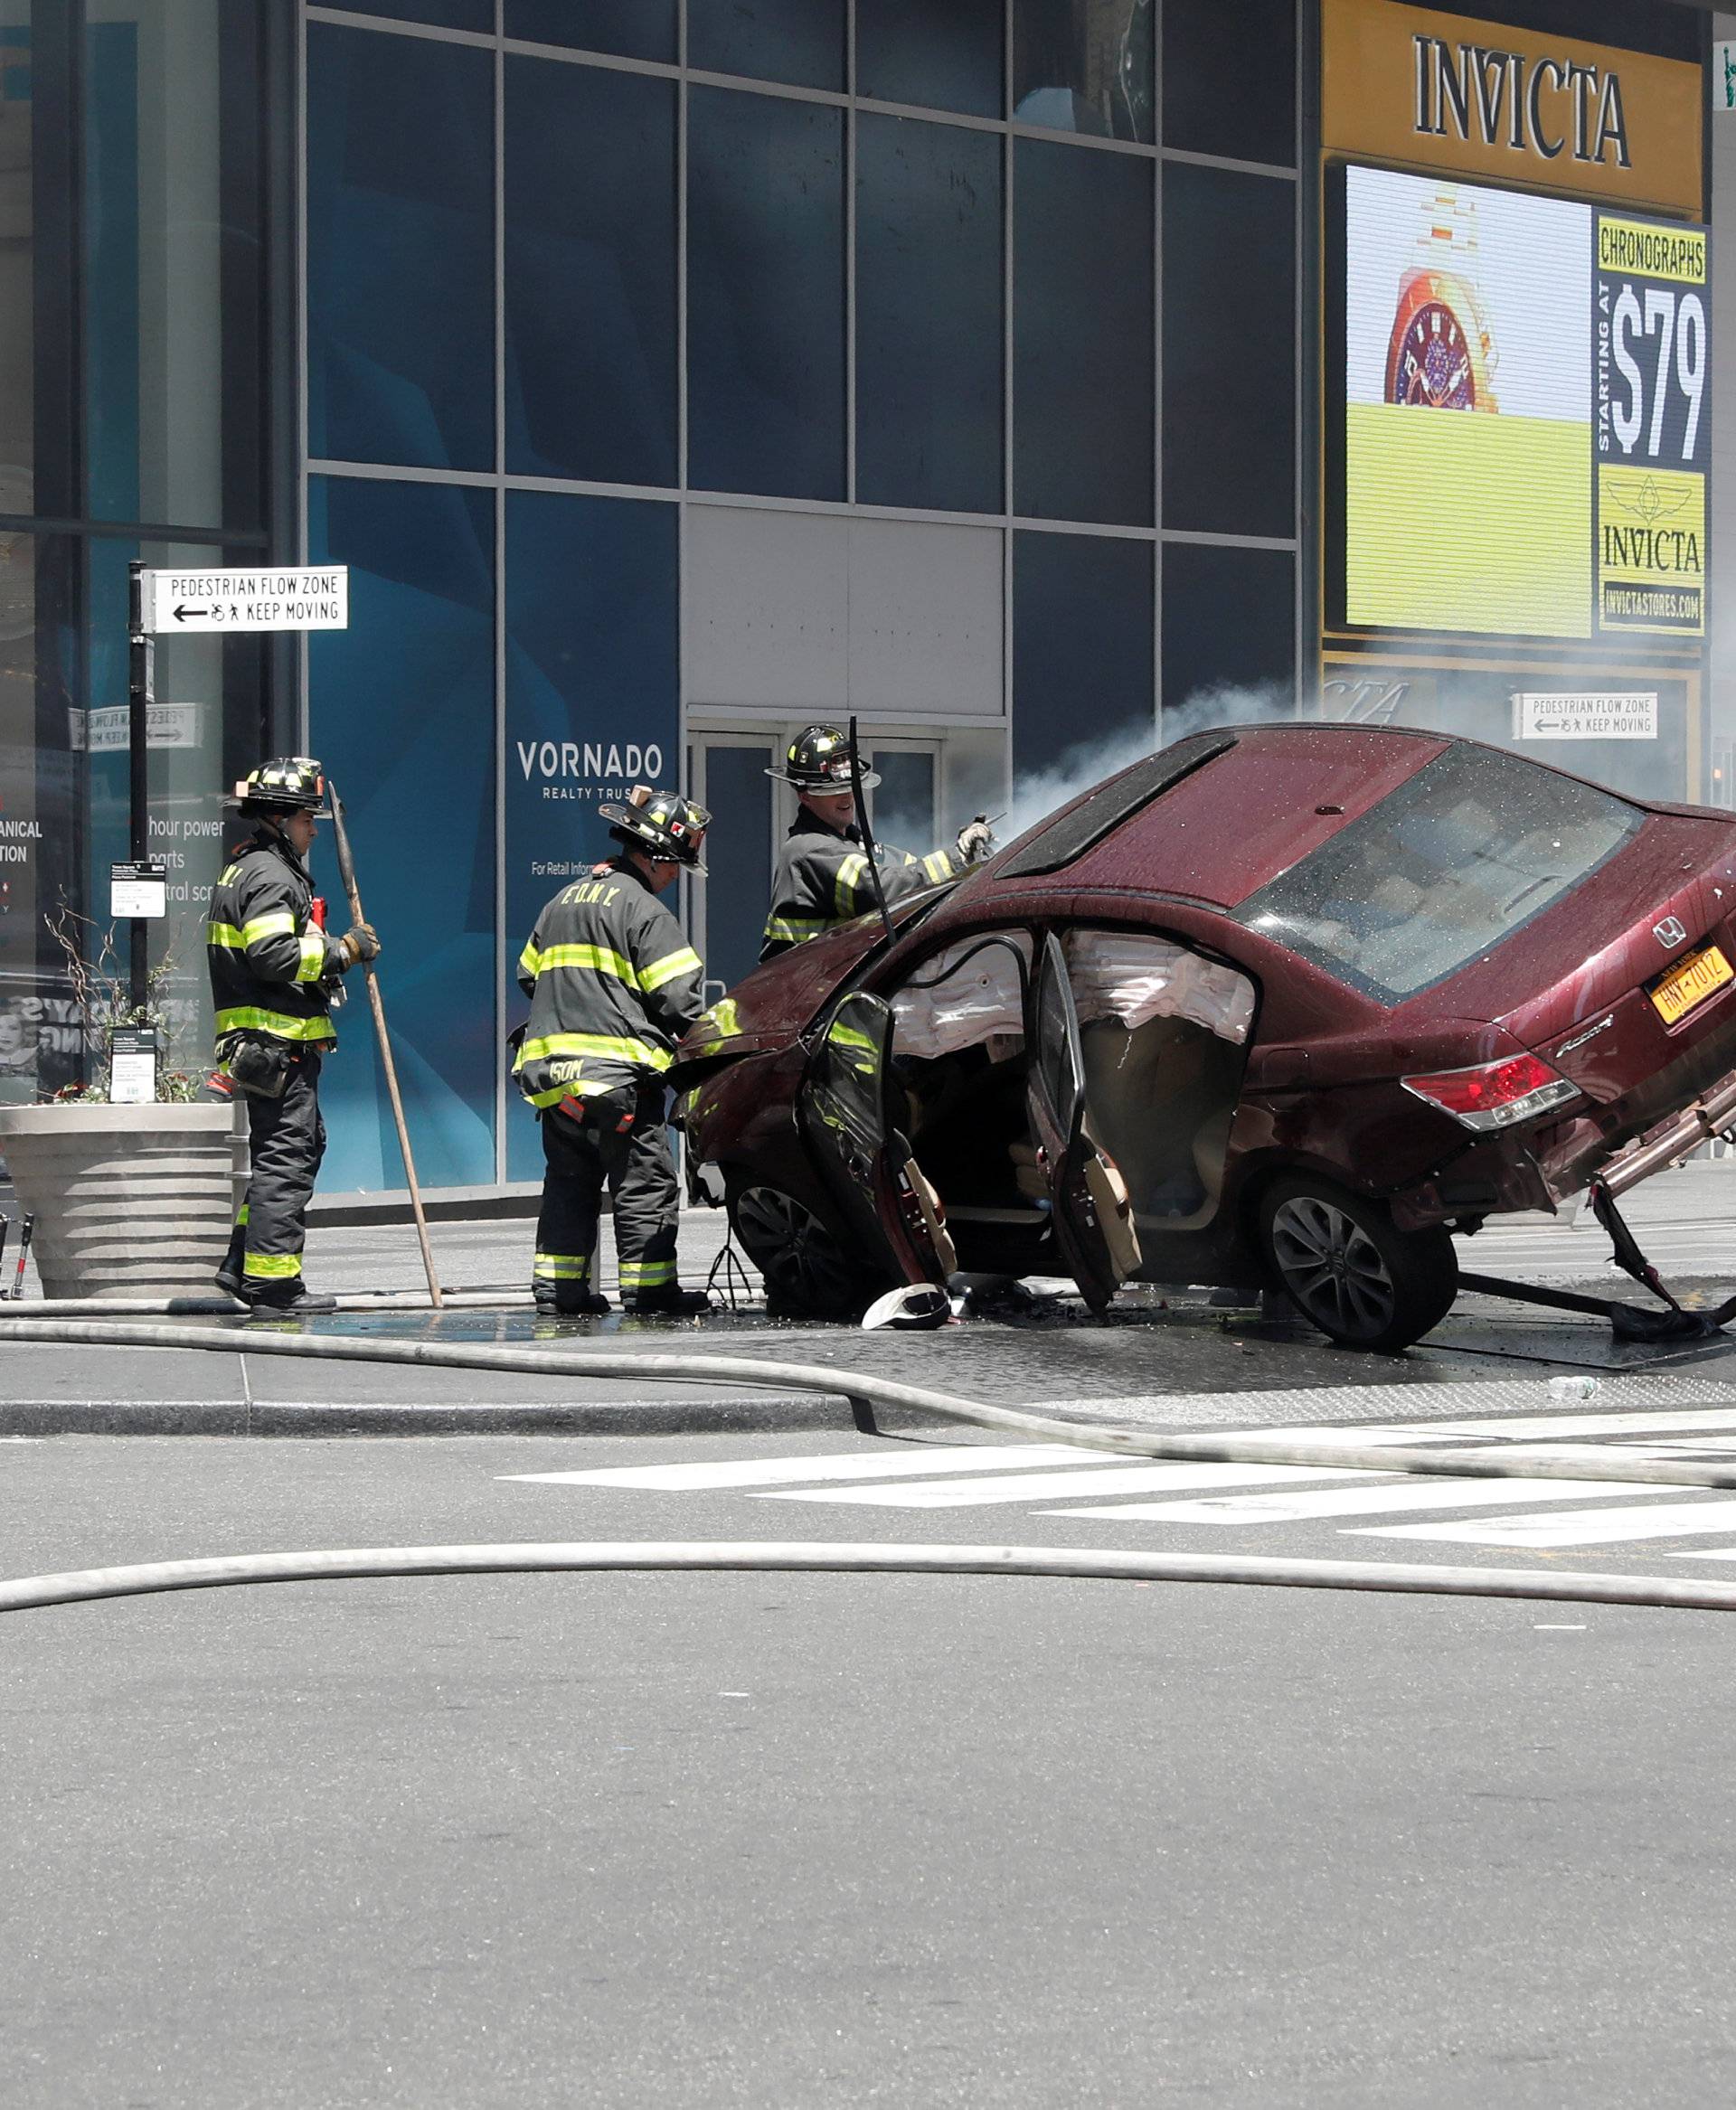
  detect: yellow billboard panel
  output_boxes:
[1598,466,1705,635]
[1323,0,1703,217]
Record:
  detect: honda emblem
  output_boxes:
[1654,916,1688,949]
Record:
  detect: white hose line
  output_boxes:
[4,1540,1736,1618]
[0,1312,1732,1493]
[0,1291,525,1317]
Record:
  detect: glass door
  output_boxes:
[689,735,776,1002]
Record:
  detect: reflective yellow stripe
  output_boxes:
[524,1081,583,1107]
[207,921,246,949]
[697,997,741,1040]
[618,1258,676,1286]
[235,1203,250,1228]
[518,941,541,981]
[921,851,954,884]
[640,945,701,992]
[533,1253,591,1280]
[214,1006,336,1043]
[294,932,326,984]
[835,853,871,917]
[517,1031,671,1070]
[524,943,640,985]
[243,1251,302,1280]
[828,1022,877,1052]
[242,911,297,946]
[762,917,829,946]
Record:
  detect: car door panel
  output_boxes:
[1024,933,1142,1310]
[797,992,956,1286]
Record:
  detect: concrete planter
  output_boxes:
[0,1103,244,1299]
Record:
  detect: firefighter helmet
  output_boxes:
[228,756,330,815]
[599,787,711,871]
[765,724,880,793]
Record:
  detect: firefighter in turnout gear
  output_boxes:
[207,758,380,1313]
[515,787,712,1316]
[760,725,994,961]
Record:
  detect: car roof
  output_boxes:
[985,723,1454,909]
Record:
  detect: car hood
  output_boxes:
[676,918,892,1069]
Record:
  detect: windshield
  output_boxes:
[1231,744,1642,1002]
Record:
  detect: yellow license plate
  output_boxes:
[1651,943,1734,1026]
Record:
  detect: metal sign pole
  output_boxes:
[127,560,153,1017]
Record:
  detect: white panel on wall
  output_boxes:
[684,504,849,711]
[684,504,1005,719]
[846,516,1004,719]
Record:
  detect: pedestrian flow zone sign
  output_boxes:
[139,566,348,635]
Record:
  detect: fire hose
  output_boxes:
[5,1318,1736,1619]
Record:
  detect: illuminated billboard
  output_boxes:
[1333,164,1709,643]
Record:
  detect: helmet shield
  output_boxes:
[228,756,330,815]
[767,724,881,793]
[598,787,711,871]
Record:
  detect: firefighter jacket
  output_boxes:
[206,829,343,1049]
[760,813,963,961]
[514,860,705,1107]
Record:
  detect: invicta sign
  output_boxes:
[1412,37,1629,169]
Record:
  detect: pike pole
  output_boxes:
[326,783,443,1309]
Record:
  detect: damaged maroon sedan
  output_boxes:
[674,724,1736,1352]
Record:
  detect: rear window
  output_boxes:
[1231,744,1642,1002]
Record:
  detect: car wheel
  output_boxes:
[1256,1176,1457,1354]
[728,1184,878,1320]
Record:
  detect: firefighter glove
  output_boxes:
[955,817,995,864]
[338,920,381,969]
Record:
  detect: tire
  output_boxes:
[1256,1175,1457,1354]
[727,1184,881,1320]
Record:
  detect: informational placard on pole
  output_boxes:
[108,1027,159,1106]
[1512,692,1659,741]
[109,859,167,919]
[138,567,348,636]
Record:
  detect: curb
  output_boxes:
[0,1394,886,1438]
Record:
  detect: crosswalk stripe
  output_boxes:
[755,1464,1389,1510]
[498,1443,1103,1492]
[1349,1500,1736,1549]
[1043,1476,1665,1526]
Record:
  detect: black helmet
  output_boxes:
[228,756,330,816]
[766,724,880,793]
[599,787,711,871]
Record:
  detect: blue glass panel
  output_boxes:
[1161,542,1294,720]
[505,1,675,62]
[689,0,843,91]
[84,22,138,523]
[349,0,491,29]
[857,0,1002,118]
[1163,0,1294,165]
[1014,0,1154,144]
[504,491,679,1181]
[687,88,844,502]
[505,58,676,486]
[1013,532,1154,781]
[1014,139,1152,527]
[307,25,493,472]
[1162,163,1294,539]
[308,475,496,1190]
[856,115,1002,513]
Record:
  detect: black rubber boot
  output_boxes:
[626,1286,712,1317]
[533,1288,611,1317]
[215,1229,246,1299]
[239,1279,337,1316]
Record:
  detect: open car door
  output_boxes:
[797,991,958,1288]
[1024,932,1142,1311]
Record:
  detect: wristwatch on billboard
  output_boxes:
[1384,187,1500,413]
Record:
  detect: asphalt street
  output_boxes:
[7,1400,1736,2108]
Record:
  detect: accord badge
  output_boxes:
[1654,916,1688,949]
[1556,1013,1614,1057]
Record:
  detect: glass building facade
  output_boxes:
[0,0,1712,1192]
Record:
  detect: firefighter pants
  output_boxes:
[231,1050,326,1286]
[534,1082,679,1309]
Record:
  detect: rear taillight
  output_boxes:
[1400,1052,1579,1132]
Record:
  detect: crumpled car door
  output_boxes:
[1024,932,1143,1311]
[798,991,957,1288]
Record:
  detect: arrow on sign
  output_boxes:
[174,605,210,623]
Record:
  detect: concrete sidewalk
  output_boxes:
[0,1163,1731,1436]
